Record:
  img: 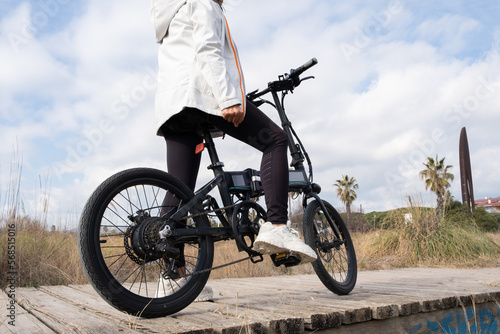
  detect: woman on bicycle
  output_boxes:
[150,0,317,285]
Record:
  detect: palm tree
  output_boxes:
[419,155,454,217]
[334,175,359,223]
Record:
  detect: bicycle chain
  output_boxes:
[180,255,261,279]
[176,201,265,278]
[180,202,238,221]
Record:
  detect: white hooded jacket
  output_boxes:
[150,0,246,135]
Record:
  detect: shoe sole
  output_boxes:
[254,240,317,264]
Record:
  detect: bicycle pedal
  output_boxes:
[271,252,301,268]
[250,255,264,264]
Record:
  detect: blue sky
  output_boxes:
[1,0,500,228]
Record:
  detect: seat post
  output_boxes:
[202,130,234,211]
[203,131,224,171]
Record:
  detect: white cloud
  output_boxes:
[416,14,480,55]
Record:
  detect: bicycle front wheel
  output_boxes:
[303,199,357,295]
[78,168,214,318]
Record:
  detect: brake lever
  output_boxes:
[299,76,315,84]
[246,89,259,101]
[289,75,315,90]
[252,99,265,107]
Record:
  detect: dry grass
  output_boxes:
[1,151,87,287]
[354,231,500,270]
[353,199,500,271]
[0,217,87,287]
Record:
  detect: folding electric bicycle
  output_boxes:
[78,58,357,318]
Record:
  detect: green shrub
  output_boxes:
[445,201,500,232]
[365,211,389,229]
[473,208,500,232]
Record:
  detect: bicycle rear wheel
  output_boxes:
[78,168,214,318]
[303,199,357,295]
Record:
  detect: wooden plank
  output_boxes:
[1,290,54,334]
[206,282,365,330]
[219,285,383,323]
[0,309,55,334]
[41,286,150,331]
[69,283,272,333]
[15,287,138,334]
[70,282,269,333]
[216,282,331,332]
[184,302,269,334]
[191,294,307,334]
[50,285,217,333]
[188,301,305,334]
[174,302,267,334]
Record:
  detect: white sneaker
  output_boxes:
[253,222,317,263]
[155,276,213,302]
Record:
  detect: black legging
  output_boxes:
[162,100,289,223]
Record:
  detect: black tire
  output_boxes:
[303,199,357,295]
[78,168,214,318]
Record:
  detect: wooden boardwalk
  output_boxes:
[2,267,500,333]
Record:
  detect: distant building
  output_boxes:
[475,197,500,214]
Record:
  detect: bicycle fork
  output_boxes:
[306,192,344,244]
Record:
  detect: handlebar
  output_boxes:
[247,57,318,101]
[287,57,318,81]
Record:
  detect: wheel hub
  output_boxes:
[124,211,177,264]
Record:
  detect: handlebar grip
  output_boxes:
[290,58,318,77]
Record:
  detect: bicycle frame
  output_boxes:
[159,61,343,246]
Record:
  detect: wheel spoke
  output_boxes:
[105,251,128,267]
[304,199,357,295]
[101,185,209,295]
[80,168,214,317]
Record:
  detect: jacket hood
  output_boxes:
[150,0,187,43]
